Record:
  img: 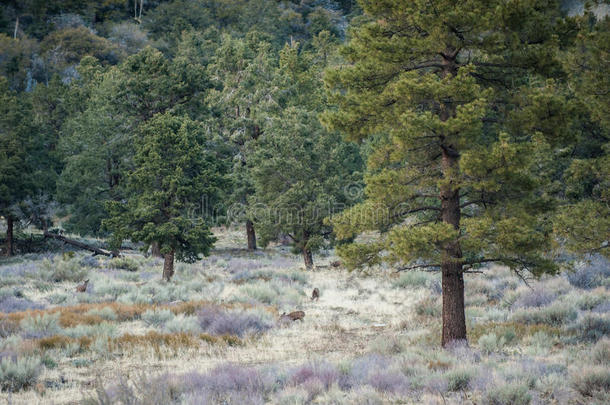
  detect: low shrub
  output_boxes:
[478,333,506,354]
[415,297,441,318]
[142,308,175,328]
[470,322,560,344]
[393,272,431,289]
[20,313,62,339]
[571,366,610,398]
[0,317,19,338]
[485,382,531,405]
[289,361,339,392]
[511,303,577,327]
[0,355,42,392]
[43,257,88,282]
[196,306,273,337]
[0,296,45,313]
[566,314,610,343]
[109,257,139,272]
[511,287,556,309]
[446,368,473,391]
[85,307,118,321]
[367,369,409,393]
[64,322,117,339]
[164,315,201,334]
[591,339,610,366]
[566,255,610,290]
[238,281,303,307]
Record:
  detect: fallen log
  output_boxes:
[43,231,114,257]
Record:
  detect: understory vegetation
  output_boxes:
[0,229,608,403]
[1,0,608,403]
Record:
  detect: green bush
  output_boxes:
[511,303,577,327]
[393,272,431,289]
[591,339,610,366]
[485,382,531,405]
[43,257,88,283]
[109,257,140,272]
[0,356,42,392]
[446,368,473,391]
[64,322,117,338]
[142,308,175,328]
[571,367,610,398]
[415,297,441,317]
[163,315,201,334]
[85,307,118,321]
[566,314,610,343]
[20,313,62,338]
[478,333,506,354]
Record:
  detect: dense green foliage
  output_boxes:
[323,0,609,344]
[103,113,225,278]
[0,0,607,342]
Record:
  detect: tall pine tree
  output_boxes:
[323,0,572,345]
[104,112,226,281]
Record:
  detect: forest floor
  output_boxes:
[0,228,608,404]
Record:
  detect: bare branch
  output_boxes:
[396,263,440,272]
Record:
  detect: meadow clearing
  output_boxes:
[0,228,608,404]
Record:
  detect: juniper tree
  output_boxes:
[323,0,574,345]
[59,46,210,237]
[249,42,362,269]
[249,107,362,268]
[555,12,609,256]
[0,78,34,255]
[104,112,226,281]
[207,34,280,250]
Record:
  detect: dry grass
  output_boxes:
[34,331,241,353]
[0,227,607,404]
[3,301,274,328]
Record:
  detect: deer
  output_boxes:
[311,288,320,301]
[76,279,89,293]
[280,310,305,322]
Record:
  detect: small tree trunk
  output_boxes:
[6,216,14,256]
[151,241,163,258]
[440,149,467,346]
[13,16,18,39]
[162,249,175,281]
[302,248,314,269]
[246,220,257,251]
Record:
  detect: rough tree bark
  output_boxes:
[439,48,467,347]
[440,150,466,346]
[5,216,14,256]
[302,248,314,269]
[151,241,163,258]
[246,220,257,251]
[162,249,175,281]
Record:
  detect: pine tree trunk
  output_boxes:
[302,248,314,269]
[6,216,14,256]
[440,150,467,346]
[151,241,162,258]
[246,220,257,251]
[13,16,18,39]
[162,249,175,281]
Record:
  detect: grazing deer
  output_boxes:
[280,310,305,322]
[330,260,341,268]
[311,288,320,301]
[76,279,89,293]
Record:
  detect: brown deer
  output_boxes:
[330,260,341,268]
[311,288,320,301]
[76,279,89,293]
[280,311,305,322]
